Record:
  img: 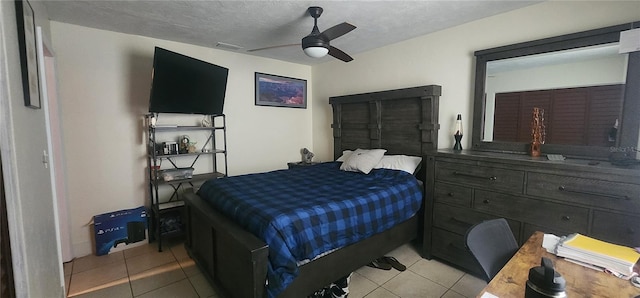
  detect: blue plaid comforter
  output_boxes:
[196,162,423,297]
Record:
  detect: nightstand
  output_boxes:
[287,161,319,169]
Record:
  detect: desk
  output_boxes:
[477,231,640,298]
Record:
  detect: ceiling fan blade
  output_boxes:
[247,43,301,52]
[328,46,353,62]
[321,22,356,41]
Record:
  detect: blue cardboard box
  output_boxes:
[94,206,148,256]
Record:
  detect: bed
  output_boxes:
[183,85,441,298]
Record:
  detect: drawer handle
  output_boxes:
[561,215,570,221]
[448,242,468,252]
[450,217,474,228]
[453,171,497,181]
[558,185,631,200]
[482,199,490,204]
[448,192,455,197]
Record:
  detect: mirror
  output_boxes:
[483,43,627,146]
[472,21,640,159]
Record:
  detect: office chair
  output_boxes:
[465,218,519,282]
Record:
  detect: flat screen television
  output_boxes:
[148,47,229,115]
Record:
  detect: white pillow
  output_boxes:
[336,150,353,162]
[374,155,422,174]
[340,148,387,174]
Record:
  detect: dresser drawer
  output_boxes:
[474,190,588,234]
[591,211,640,247]
[526,172,640,213]
[435,161,524,193]
[434,182,472,207]
[431,228,483,277]
[433,203,521,236]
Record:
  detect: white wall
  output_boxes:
[0,1,64,297]
[49,22,312,257]
[311,0,640,161]
[487,56,627,95]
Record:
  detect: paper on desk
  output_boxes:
[564,257,605,271]
[557,233,640,276]
[480,292,499,298]
[542,233,561,253]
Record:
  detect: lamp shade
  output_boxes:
[454,114,463,136]
[303,46,329,58]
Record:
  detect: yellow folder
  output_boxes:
[562,234,640,264]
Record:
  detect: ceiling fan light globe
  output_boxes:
[303,46,329,58]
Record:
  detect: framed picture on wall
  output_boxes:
[15,0,41,109]
[255,72,307,109]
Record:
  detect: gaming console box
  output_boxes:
[94,206,148,256]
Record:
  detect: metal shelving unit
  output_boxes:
[146,114,227,251]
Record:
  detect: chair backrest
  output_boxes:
[465,218,519,282]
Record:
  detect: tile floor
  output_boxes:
[64,240,487,298]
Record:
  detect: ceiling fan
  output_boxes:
[249,6,356,62]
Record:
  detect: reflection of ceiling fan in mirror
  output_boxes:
[248,6,356,62]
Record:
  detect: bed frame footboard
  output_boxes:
[184,192,269,298]
[184,192,419,298]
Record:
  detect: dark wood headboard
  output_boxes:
[329,85,442,160]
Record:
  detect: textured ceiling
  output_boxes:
[43,0,542,65]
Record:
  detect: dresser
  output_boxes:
[422,149,640,276]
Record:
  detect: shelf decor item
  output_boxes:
[453,114,463,151]
[530,107,545,157]
[301,148,314,164]
[148,114,157,128]
[179,135,190,154]
[255,72,307,108]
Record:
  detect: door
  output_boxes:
[36,27,72,279]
